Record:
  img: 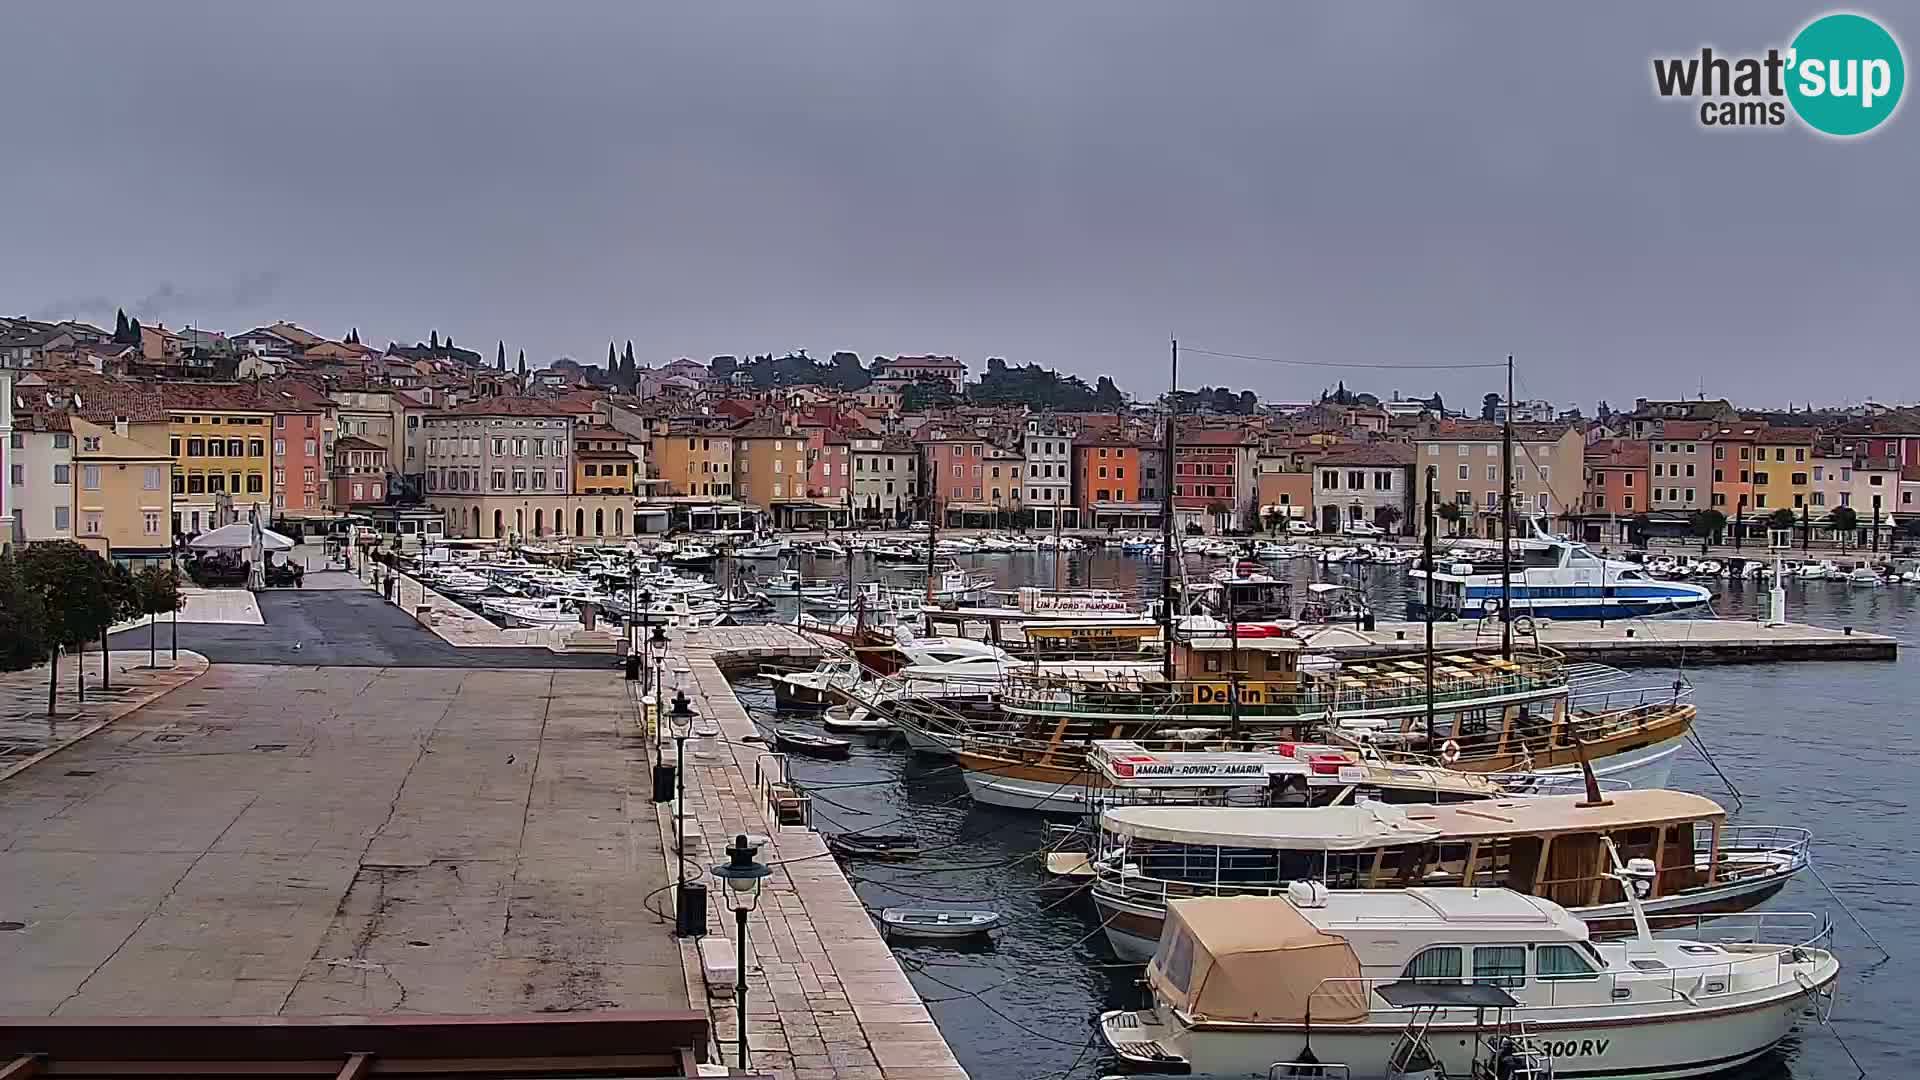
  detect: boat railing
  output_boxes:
[1699,824,1815,865]
[1267,1064,1349,1080]
[1000,672,1570,721]
[1287,927,1835,1017]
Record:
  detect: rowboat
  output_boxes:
[879,908,1002,939]
[822,710,893,734]
[826,832,923,861]
[774,728,852,759]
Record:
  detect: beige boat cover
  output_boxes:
[1148,896,1369,1024]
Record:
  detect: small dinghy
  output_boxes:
[879,908,1002,940]
[774,728,852,759]
[823,711,892,734]
[826,832,923,861]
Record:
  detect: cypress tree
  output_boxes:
[114,309,129,341]
[430,330,439,350]
[608,341,617,370]
[497,340,506,370]
[517,349,527,377]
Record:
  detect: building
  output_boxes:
[69,413,174,565]
[8,409,73,542]
[1412,423,1585,538]
[1311,444,1414,535]
[731,418,837,527]
[264,380,335,518]
[875,355,968,391]
[330,437,389,507]
[1626,398,1739,440]
[1256,464,1313,527]
[163,386,275,536]
[1647,420,1711,515]
[1074,429,1157,530]
[1172,427,1258,533]
[654,422,736,499]
[1021,418,1075,528]
[1748,427,1818,518]
[921,431,989,519]
[573,424,635,496]
[1578,440,1650,544]
[1499,399,1558,424]
[1811,438,1901,539]
[848,432,918,522]
[0,371,10,544]
[423,398,579,540]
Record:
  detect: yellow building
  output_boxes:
[1750,427,1817,516]
[655,423,735,498]
[729,420,810,508]
[70,414,175,564]
[574,424,635,495]
[164,387,274,534]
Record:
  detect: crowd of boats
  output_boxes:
[728,568,1861,1078]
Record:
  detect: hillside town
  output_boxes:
[5,313,1916,560]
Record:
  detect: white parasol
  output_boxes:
[190,521,295,552]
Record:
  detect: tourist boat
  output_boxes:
[1410,522,1711,620]
[1099,881,1838,1079]
[879,908,1002,940]
[950,631,1696,812]
[1087,791,1811,962]
[773,728,852,759]
[1185,566,1293,620]
[766,636,1011,711]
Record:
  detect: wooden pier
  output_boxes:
[1328,618,1898,665]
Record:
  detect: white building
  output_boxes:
[8,410,74,543]
[1022,418,1075,528]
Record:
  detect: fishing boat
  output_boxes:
[879,908,1002,940]
[756,569,842,600]
[1409,521,1712,621]
[951,631,1696,812]
[826,832,923,860]
[774,728,852,759]
[1087,791,1811,962]
[1099,880,1838,1079]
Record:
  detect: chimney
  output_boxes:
[114,417,129,438]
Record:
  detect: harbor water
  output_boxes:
[727,546,1914,1080]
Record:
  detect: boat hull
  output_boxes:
[1101,961,1837,1080]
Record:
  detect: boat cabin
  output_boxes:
[1086,739,1502,809]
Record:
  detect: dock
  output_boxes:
[1324,617,1898,665]
[650,622,971,1080]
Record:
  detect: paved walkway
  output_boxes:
[0,663,685,1019]
[0,648,209,782]
[649,624,970,1080]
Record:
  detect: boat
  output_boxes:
[1410,520,1712,620]
[667,543,719,570]
[1848,565,1883,588]
[756,570,842,599]
[810,540,849,558]
[869,542,920,563]
[1099,879,1839,1079]
[822,708,893,734]
[479,595,582,628]
[1087,790,1811,962]
[826,832,923,860]
[735,540,789,559]
[774,728,853,759]
[879,908,1002,939]
[951,633,1696,812]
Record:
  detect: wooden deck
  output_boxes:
[1325,617,1898,665]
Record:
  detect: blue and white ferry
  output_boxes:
[1408,522,1712,620]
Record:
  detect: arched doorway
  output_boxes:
[472,507,481,536]
[534,509,544,537]
[576,508,585,536]
[493,509,503,537]
[515,509,524,537]
[595,508,604,536]
[614,508,624,535]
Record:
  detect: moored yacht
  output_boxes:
[1409,521,1711,621]
[1100,884,1838,1079]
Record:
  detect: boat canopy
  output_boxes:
[1103,789,1725,850]
[1149,896,1369,1024]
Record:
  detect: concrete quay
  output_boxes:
[1323,617,1899,665]
[648,623,971,1080]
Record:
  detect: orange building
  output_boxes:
[1074,429,1159,529]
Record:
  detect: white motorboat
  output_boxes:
[756,570,841,599]
[735,540,789,559]
[809,540,849,558]
[1848,566,1883,588]
[481,595,581,628]
[1100,879,1839,1080]
[1414,521,1712,620]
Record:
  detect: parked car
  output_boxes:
[1342,519,1385,538]
[1286,519,1318,535]
[907,521,933,532]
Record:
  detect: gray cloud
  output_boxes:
[2,1,1914,407]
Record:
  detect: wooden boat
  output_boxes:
[879,908,1002,939]
[774,728,852,759]
[826,832,923,860]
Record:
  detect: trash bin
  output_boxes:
[675,882,709,937]
[652,762,675,802]
[625,654,643,681]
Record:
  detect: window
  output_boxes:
[1776,448,1787,462]
[1623,495,1633,510]
[1115,467,1124,479]
[227,439,243,457]
[1793,494,1804,508]
[1594,493,1606,509]
[1653,462,1663,477]
[1841,467,1852,481]
[187,437,205,457]
[144,511,162,536]
[1796,448,1806,462]
[1685,488,1695,502]
[1454,490,1470,506]
[1473,945,1527,988]
[1871,474,1885,486]
[188,474,205,494]
[1349,470,1364,489]
[1535,945,1598,980]
[1756,494,1768,507]
[246,474,263,494]
[491,469,507,490]
[1791,472,1807,486]
[54,506,70,531]
[52,433,70,449]
[1754,471,1769,485]
[53,464,70,485]
[1623,473,1634,487]
[1715,445,1725,460]
[1457,445,1468,457]
[82,465,101,490]
[1403,947,1462,983]
[1535,492,1548,512]
[1456,464,1468,480]
[1840,491,1852,507]
[249,439,265,458]
[1685,463,1695,477]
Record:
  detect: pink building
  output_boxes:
[920,434,988,512]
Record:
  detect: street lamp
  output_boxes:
[710,833,772,1072]
[668,688,698,938]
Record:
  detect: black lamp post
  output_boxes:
[669,688,697,936]
[710,833,772,1072]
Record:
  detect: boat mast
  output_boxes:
[925,493,938,605]
[1052,474,1064,594]
[1500,353,1514,660]
[1423,463,1436,747]
[1161,336,1178,681]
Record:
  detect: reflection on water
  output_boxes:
[742,548,1909,1080]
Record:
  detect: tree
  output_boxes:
[430,330,439,350]
[1829,505,1859,550]
[1767,508,1797,537]
[496,340,506,371]
[1596,401,1613,422]
[1437,502,1463,537]
[1481,393,1501,421]
[1379,505,1404,537]
[131,564,186,668]
[1688,509,1726,553]
[1094,376,1125,411]
[19,541,115,717]
[0,551,46,673]
[607,341,617,372]
[517,349,527,378]
[1628,512,1652,549]
[114,308,130,342]
[128,317,143,344]
[622,341,637,390]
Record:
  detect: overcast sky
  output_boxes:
[4,3,1913,409]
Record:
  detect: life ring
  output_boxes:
[1440,739,1462,766]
